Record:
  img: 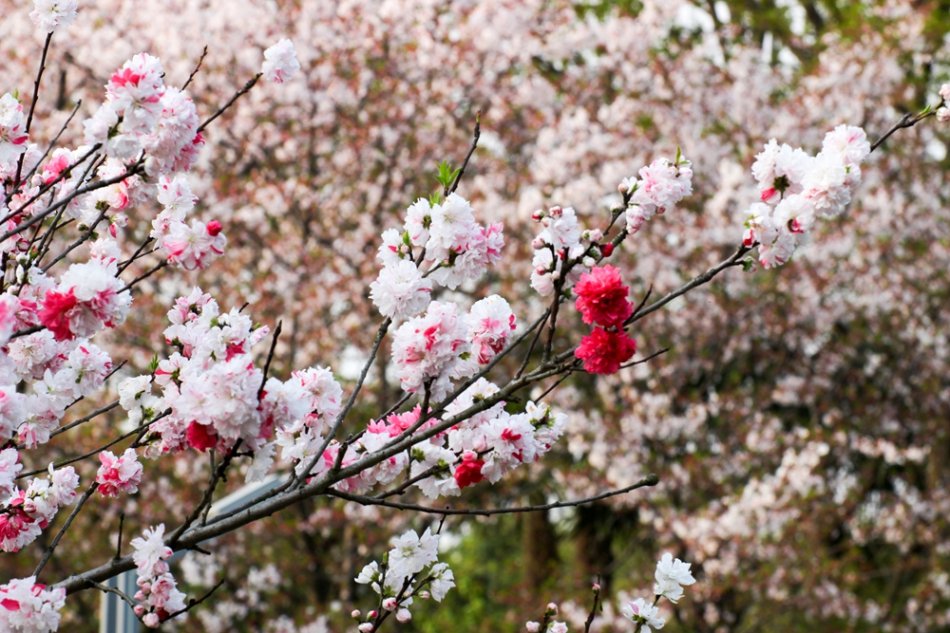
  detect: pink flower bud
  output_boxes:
[206,220,223,236]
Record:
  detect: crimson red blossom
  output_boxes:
[453,451,485,489]
[574,328,637,375]
[38,290,78,341]
[574,265,634,328]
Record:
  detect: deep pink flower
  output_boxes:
[186,422,218,452]
[453,452,485,489]
[575,328,637,375]
[38,289,78,341]
[574,265,633,328]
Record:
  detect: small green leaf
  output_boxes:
[435,160,461,189]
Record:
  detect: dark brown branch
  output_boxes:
[328,474,659,517]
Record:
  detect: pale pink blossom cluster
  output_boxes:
[354,527,454,628]
[36,260,131,341]
[29,0,78,33]
[272,366,344,479]
[151,174,225,270]
[620,153,694,234]
[743,125,870,268]
[0,466,78,553]
[938,83,950,123]
[371,194,504,320]
[621,598,665,632]
[0,306,115,448]
[0,93,29,168]
[525,621,568,633]
[121,288,271,456]
[525,601,569,632]
[607,554,697,632]
[261,39,301,84]
[529,205,591,297]
[130,524,187,627]
[391,297,515,400]
[0,575,66,633]
[95,447,144,497]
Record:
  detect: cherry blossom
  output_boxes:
[0,576,66,633]
[95,448,144,497]
[261,39,300,84]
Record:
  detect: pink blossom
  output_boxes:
[95,448,144,497]
[574,265,634,328]
[575,328,637,375]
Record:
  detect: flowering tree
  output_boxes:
[0,1,947,632]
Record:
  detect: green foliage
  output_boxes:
[574,0,644,19]
[435,160,461,191]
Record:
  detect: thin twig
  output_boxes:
[182,45,209,91]
[329,474,659,517]
[34,482,99,579]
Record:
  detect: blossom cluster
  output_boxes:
[391,297,516,400]
[95,447,144,497]
[370,193,504,321]
[29,0,78,33]
[0,576,66,633]
[620,153,694,234]
[120,288,272,457]
[0,93,28,170]
[937,83,950,123]
[262,39,301,84]
[354,527,455,628]
[573,265,637,375]
[0,466,79,553]
[743,125,871,268]
[620,553,696,632]
[529,205,598,297]
[130,524,187,627]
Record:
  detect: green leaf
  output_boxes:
[435,160,461,189]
